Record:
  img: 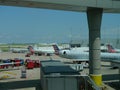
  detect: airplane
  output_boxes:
[52,44,120,62]
[106,44,120,53]
[26,45,55,56]
[10,48,28,53]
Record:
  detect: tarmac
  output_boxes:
[0,52,119,90]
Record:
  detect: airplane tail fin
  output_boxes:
[27,46,34,55]
[107,44,116,53]
[52,44,60,55]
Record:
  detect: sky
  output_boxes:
[0,5,120,44]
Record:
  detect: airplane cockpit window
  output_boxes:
[63,51,66,55]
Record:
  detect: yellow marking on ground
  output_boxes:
[3,71,17,76]
[0,75,10,80]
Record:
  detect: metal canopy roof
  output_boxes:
[42,66,79,75]
[41,60,79,75]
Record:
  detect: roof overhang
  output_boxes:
[0,0,120,13]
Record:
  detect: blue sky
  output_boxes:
[0,6,120,44]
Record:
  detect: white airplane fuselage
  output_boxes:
[10,48,28,53]
[59,48,120,62]
[52,44,120,62]
[33,46,55,55]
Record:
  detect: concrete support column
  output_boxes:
[87,8,103,86]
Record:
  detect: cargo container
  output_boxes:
[14,58,21,67]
